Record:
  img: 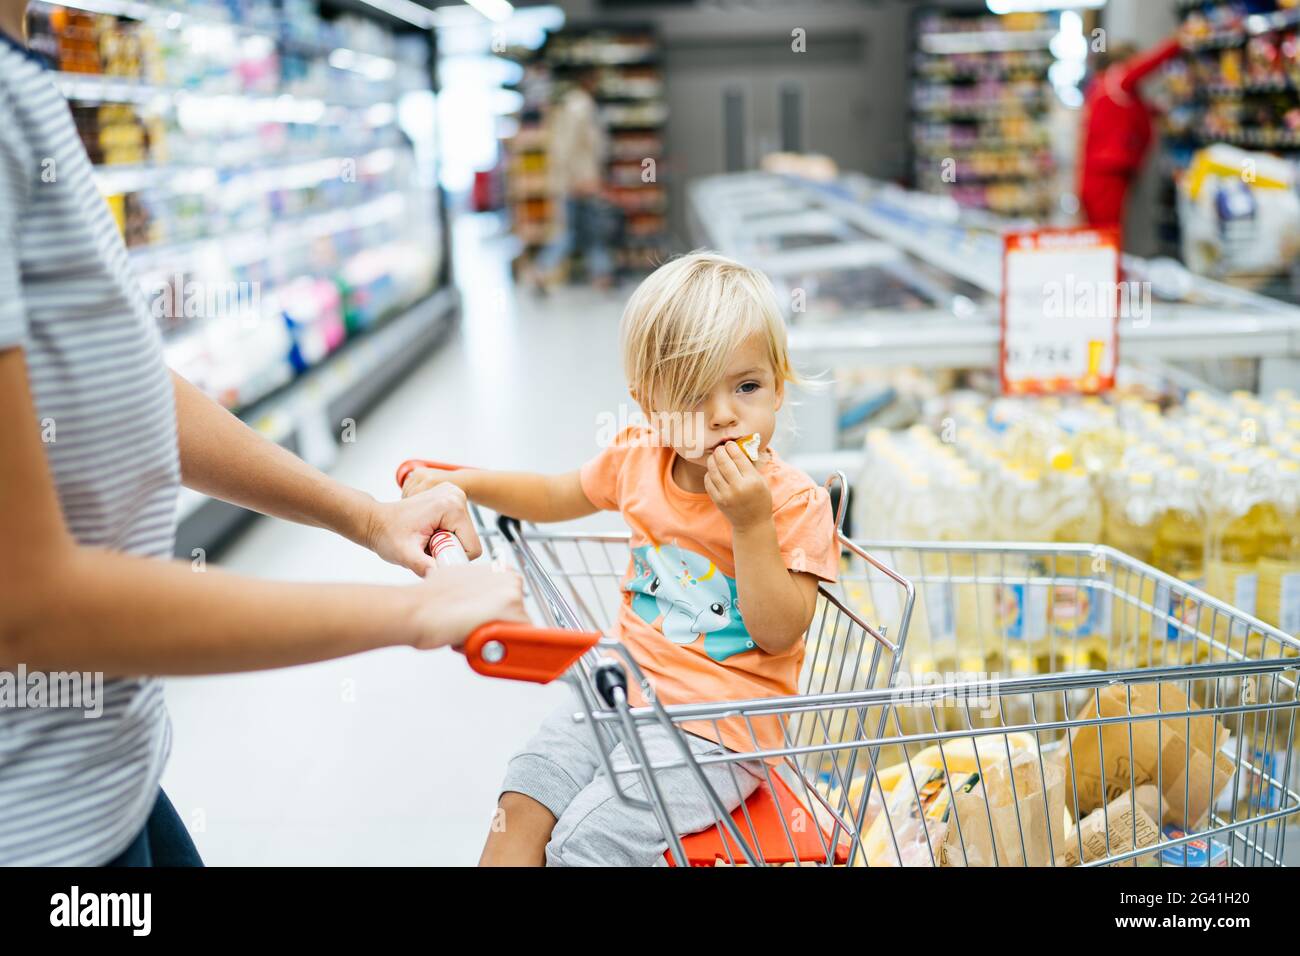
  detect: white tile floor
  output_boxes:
[160,214,636,864]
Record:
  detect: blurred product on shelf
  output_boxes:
[1158,0,1300,274]
[910,9,1058,218]
[26,0,443,419]
[1177,144,1300,279]
[502,23,668,276]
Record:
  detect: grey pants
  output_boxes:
[501,695,763,866]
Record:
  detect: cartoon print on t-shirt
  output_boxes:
[627,543,755,661]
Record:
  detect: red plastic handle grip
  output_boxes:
[395,458,472,491]
[458,621,599,683]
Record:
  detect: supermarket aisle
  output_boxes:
[161,215,633,865]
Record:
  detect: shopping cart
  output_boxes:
[399,460,1300,866]
[397,459,916,866]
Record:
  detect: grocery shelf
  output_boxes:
[505,22,669,263]
[32,0,453,556]
[53,71,381,113]
[93,146,400,196]
[1160,1,1300,256]
[129,189,408,275]
[909,9,1060,219]
[1183,5,1300,51]
[174,286,459,556]
[917,28,1055,55]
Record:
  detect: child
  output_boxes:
[402,251,839,865]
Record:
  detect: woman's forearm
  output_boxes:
[171,372,376,547]
[1,545,420,675]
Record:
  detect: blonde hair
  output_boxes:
[621,251,800,411]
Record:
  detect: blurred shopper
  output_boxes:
[529,69,615,293]
[1078,33,1183,233]
[0,4,525,867]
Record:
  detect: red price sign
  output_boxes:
[1000,226,1121,396]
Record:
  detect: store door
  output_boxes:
[663,34,872,238]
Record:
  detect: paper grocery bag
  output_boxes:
[1062,682,1235,829]
[1059,786,1162,867]
[942,749,1066,867]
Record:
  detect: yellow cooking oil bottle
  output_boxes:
[1102,469,1159,667]
[947,467,998,681]
[889,468,942,739]
[918,465,994,732]
[1069,401,1127,475]
[1150,465,1207,665]
[1242,459,1300,803]
[1045,451,1105,674]
[1205,462,1261,656]
[1257,459,1300,645]
[992,464,1055,727]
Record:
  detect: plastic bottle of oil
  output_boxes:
[948,467,997,680]
[1028,451,1102,724]
[1047,452,1105,673]
[1206,462,1260,654]
[1151,466,1206,665]
[1257,460,1300,641]
[893,468,935,662]
[992,465,1055,727]
[1102,469,1159,667]
[1069,403,1127,476]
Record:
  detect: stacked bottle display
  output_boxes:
[856,388,1300,690]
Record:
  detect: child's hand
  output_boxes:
[704,441,772,530]
[401,467,454,499]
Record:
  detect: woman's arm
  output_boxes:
[704,443,818,655]
[171,371,480,574]
[401,466,597,524]
[0,350,526,674]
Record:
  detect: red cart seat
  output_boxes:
[665,773,851,867]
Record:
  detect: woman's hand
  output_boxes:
[704,441,773,531]
[407,563,528,650]
[366,482,483,576]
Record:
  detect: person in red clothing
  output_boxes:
[1078,34,1184,234]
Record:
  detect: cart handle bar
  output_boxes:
[462,621,600,683]
[397,458,600,683]
[396,458,470,489]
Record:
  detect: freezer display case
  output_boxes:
[688,171,1300,460]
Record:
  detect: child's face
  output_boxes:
[645,333,784,467]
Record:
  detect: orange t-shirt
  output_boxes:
[579,425,839,754]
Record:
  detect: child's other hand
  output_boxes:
[402,467,454,499]
[704,441,772,530]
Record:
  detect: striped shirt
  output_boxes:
[0,34,178,865]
